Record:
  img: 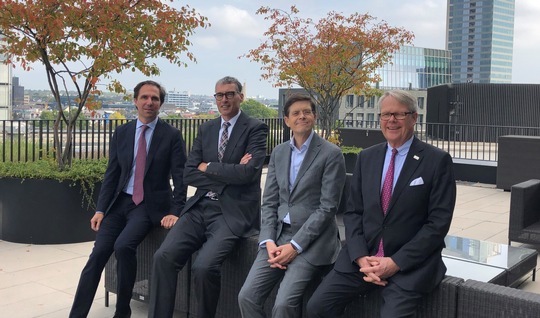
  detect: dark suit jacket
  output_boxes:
[182,112,268,237]
[96,119,187,225]
[259,133,345,266]
[335,137,456,293]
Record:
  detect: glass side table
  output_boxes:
[443,235,538,287]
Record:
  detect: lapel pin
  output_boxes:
[413,155,419,160]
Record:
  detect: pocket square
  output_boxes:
[410,177,424,186]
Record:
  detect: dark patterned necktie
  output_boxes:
[132,125,148,205]
[375,148,398,257]
[218,122,230,162]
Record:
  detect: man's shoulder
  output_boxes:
[114,120,136,133]
[413,138,450,158]
[241,113,268,128]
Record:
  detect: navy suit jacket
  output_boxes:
[335,137,456,293]
[182,112,268,237]
[96,119,187,225]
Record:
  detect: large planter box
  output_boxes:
[0,178,99,244]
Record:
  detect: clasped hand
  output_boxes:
[266,241,298,270]
[357,256,400,286]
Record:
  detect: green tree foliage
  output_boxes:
[40,110,56,121]
[241,99,278,118]
[0,0,208,169]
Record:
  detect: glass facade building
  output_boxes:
[340,45,451,126]
[446,0,515,83]
[375,46,452,90]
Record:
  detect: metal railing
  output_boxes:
[339,120,540,162]
[3,118,540,163]
[0,118,285,162]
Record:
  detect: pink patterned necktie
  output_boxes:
[375,148,398,257]
[218,122,230,162]
[132,125,148,205]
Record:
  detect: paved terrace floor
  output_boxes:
[1,174,540,317]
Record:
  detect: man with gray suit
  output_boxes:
[238,94,346,317]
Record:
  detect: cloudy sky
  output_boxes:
[12,0,540,99]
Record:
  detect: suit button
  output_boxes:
[288,204,293,207]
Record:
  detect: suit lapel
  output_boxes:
[208,118,221,161]
[387,137,424,213]
[275,144,292,194]
[124,121,136,170]
[290,133,322,195]
[145,119,164,174]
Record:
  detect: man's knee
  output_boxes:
[237,284,253,307]
[113,242,136,260]
[191,261,220,281]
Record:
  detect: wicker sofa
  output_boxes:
[509,179,540,245]
[105,229,540,317]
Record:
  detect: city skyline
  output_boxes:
[11,0,540,99]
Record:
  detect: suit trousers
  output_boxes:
[238,225,323,318]
[70,193,153,318]
[306,269,423,318]
[148,198,240,318]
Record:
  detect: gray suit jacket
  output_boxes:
[259,133,346,266]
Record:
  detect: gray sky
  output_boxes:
[12,0,540,99]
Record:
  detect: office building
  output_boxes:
[340,45,452,126]
[12,76,25,107]
[165,90,189,108]
[0,43,12,120]
[446,0,515,83]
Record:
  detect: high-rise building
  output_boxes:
[12,76,25,107]
[0,39,13,120]
[446,0,515,84]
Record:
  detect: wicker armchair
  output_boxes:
[104,227,190,317]
[457,279,540,318]
[509,179,540,245]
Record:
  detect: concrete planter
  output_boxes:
[0,178,100,244]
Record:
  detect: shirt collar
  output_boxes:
[137,117,158,130]
[289,130,315,151]
[221,110,241,126]
[387,135,414,155]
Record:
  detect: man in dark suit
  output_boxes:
[148,76,269,318]
[69,80,187,318]
[238,94,346,317]
[307,90,456,318]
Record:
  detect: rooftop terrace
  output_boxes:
[1,175,539,317]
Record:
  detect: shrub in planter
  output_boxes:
[0,158,108,244]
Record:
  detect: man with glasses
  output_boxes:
[148,76,269,318]
[307,90,456,317]
[238,94,345,317]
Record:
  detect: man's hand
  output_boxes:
[161,214,179,229]
[268,243,298,270]
[240,153,252,164]
[90,212,104,232]
[358,256,400,286]
[197,162,208,172]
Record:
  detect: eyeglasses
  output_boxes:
[379,112,415,121]
[214,91,238,101]
[289,109,314,117]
